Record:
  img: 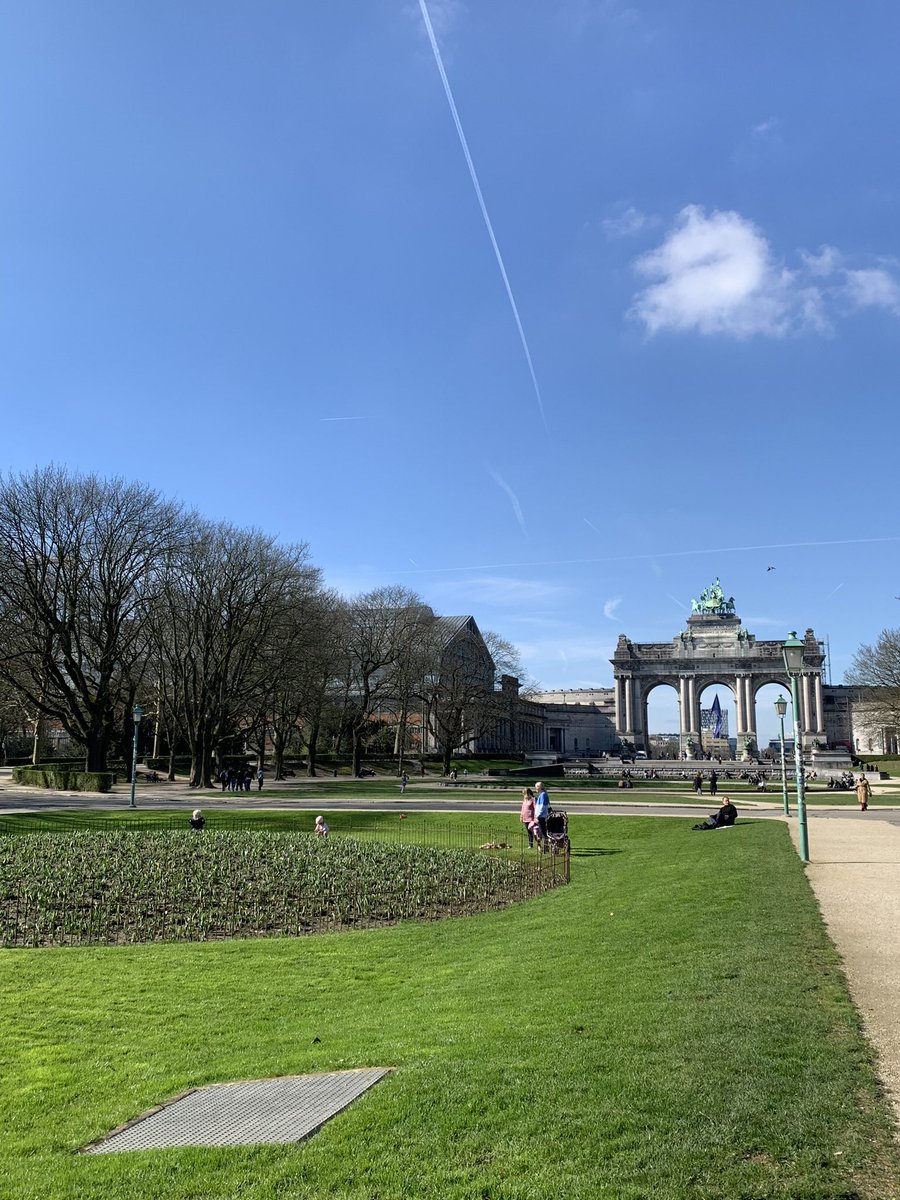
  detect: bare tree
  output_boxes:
[424,617,496,774]
[0,467,182,771]
[845,628,900,734]
[251,588,341,780]
[148,519,317,787]
[343,587,431,777]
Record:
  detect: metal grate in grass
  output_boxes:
[82,1068,392,1153]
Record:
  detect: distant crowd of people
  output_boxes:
[218,765,264,792]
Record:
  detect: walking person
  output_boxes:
[856,774,871,812]
[709,770,718,797]
[256,767,264,791]
[534,781,550,846]
[693,770,703,795]
[520,787,537,849]
[400,771,408,795]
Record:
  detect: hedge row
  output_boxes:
[11,767,116,793]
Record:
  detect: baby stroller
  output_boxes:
[541,807,570,855]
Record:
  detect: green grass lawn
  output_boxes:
[192,776,900,807]
[1,814,898,1198]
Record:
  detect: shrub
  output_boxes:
[74,772,115,793]
[11,767,114,793]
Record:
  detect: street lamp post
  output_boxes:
[774,695,789,817]
[129,702,143,810]
[782,633,809,862]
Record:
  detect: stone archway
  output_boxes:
[610,584,825,758]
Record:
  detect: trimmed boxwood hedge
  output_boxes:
[11,766,115,793]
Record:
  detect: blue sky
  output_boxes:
[2,1,898,745]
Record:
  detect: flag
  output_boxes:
[711,694,723,738]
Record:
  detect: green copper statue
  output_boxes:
[690,579,735,614]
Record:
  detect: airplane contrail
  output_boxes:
[418,0,549,432]
[822,581,845,602]
[319,416,372,422]
[488,467,528,537]
[394,535,900,574]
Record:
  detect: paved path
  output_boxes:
[788,811,900,1129]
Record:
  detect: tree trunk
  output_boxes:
[85,728,110,773]
[352,731,363,778]
[270,728,287,780]
[306,720,320,777]
[189,721,212,788]
[395,700,408,776]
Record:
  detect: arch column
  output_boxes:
[814,673,825,735]
[744,676,757,738]
[734,674,745,736]
[687,676,699,735]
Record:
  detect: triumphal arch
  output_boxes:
[611,579,826,756]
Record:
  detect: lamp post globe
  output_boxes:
[781,634,809,862]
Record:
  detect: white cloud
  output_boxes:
[629,207,900,338]
[630,205,797,337]
[800,244,842,276]
[429,576,569,608]
[602,205,656,239]
[603,596,622,620]
[752,117,780,139]
[844,267,900,314]
[796,247,900,313]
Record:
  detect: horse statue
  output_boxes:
[690,581,735,614]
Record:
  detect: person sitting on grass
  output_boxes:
[692,797,738,831]
[189,809,205,831]
[314,814,329,838]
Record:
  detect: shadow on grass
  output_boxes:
[570,846,624,857]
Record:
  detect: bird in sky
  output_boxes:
[767,566,776,571]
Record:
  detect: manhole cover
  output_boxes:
[83,1068,393,1153]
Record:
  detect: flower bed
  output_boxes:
[0,830,565,947]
